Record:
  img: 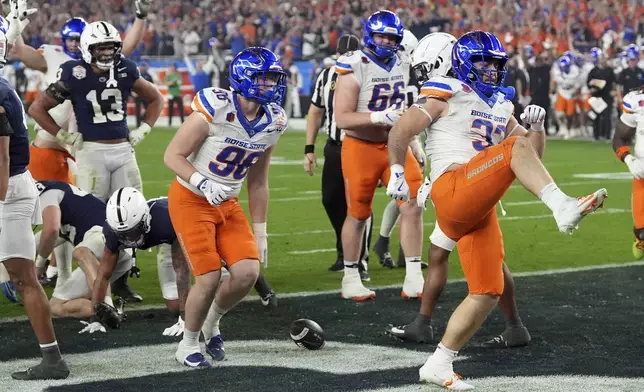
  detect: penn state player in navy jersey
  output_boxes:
[92,188,191,335]
[29,20,163,303]
[35,180,132,332]
[0,5,69,381]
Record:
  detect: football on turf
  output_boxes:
[290,319,325,350]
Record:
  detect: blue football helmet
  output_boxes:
[0,16,8,34]
[558,56,571,72]
[363,10,404,60]
[523,44,535,59]
[228,47,287,105]
[590,47,602,64]
[61,17,87,59]
[451,30,508,98]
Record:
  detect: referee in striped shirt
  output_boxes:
[303,35,372,281]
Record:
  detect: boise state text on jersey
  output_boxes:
[0,77,30,176]
[58,55,140,142]
[36,181,106,245]
[104,197,176,252]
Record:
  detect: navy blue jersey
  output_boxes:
[36,180,106,246]
[0,77,29,176]
[104,197,176,252]
[58,55,140,142]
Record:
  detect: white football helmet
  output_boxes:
[106,187,150,248]
[412,32,456,84]
[80,21,122,70]
[400,29,418,54]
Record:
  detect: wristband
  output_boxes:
[616,146,630,162]
[304,144,315,154]
[253,222,267,237]
[189,172,207,189]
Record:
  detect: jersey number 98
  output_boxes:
[368,81,406,111]
[209,146,263,180]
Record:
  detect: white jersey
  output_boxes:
[24,68,44,92]
[334,49,408,115]
[552,64,581,99]
[35,44,75,139]
[621,90,644,158]
[420,76,515,182]
[177,88,288,198]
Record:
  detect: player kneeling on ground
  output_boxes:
[164,46,287,367]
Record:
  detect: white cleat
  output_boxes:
[419,363,474,390]
[341,275,376,301]
[554,188,607,235]
[401,272,424,299]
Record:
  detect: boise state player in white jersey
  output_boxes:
[164,47,287,367]
[34,180,132,332]
[387,30,607,390]
[612,85,644,260]
[387,32,531,350]
[333,10,424,301]
[90,188,191,336]
[0,4,70,380]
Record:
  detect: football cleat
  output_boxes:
[38,274,57,288]
[11,360,70,380]
[633,240,644,260]
[176,343,212,368]
[328,258,344,272]
[1,281,18,303]
[260,290,278,307]
[419,364,474,390]
[401,272,424,299]
[481,325,531,348]
[111,274,143,303]
[373,236,395,268]
[554,188,607,235]
[388,322,433,343]
[205,335,225,362]
[341,275,376,301]
[358,260,370,282]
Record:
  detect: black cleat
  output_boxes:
[388,322,433,343]
[328,258,344,272]
[111,275,143,303]
[260,290,278,307]
[39,275,57,288]
[481,325,531,348]
[374,236,394,268]
[358,260,370,282]
[11,360,70,380]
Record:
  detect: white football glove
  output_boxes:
[625,155,644,179]
[79,320,106,334]
[55,129,83,152]
[5,0,37,45]
[253,222,268,268]
[370,103,405,127]
[386,164,410,201]
[129,122,151,147]
[416,177,432,210]
[162,316,184,337]
[134,0,152,18]
[519,104,546,132]
[189,172,232,206]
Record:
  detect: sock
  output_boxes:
[343,260,359,277]
[404,256,422,274]
[505,316,523,328]
[104,296,114,307]
[182,329,200,349]
[40,341,62,365]
[380,200,401,237]
[414,312,432,326]
[209,303,226,339]
[46,266,58,279]
[202,300,227,342]
[431,342,457,366]
[538,183,569,213]
[378,235,390,246]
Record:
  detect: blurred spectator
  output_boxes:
[587,52,617,140]
[164,63,185,126]
[527,51,555,135]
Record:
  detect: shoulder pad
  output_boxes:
[622,91,644,114]
[419,76,461,100]
[335,51,363,75]
[191,88,233,123]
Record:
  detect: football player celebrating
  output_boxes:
[0,2,69,380]
[334,10,424,301]
[612,83,644,259]
[387,31,607,389]
[91,188,191,336]
[10,0,151,288]
[164,47,288,367]
[388,32,531,349]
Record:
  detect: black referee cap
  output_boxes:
[337,34,360,55]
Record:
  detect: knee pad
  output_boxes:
[157,245,178,300]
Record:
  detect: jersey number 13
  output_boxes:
[86,89,124,123]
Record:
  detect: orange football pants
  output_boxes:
[632,179,644,231]
[431,136,519,295]
[27,145,75,183]
[168,179,259,276]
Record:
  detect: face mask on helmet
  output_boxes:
[470,56,506,87]
[249,71,287,103]
[89,41,122,70]
[110,213,150,248]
